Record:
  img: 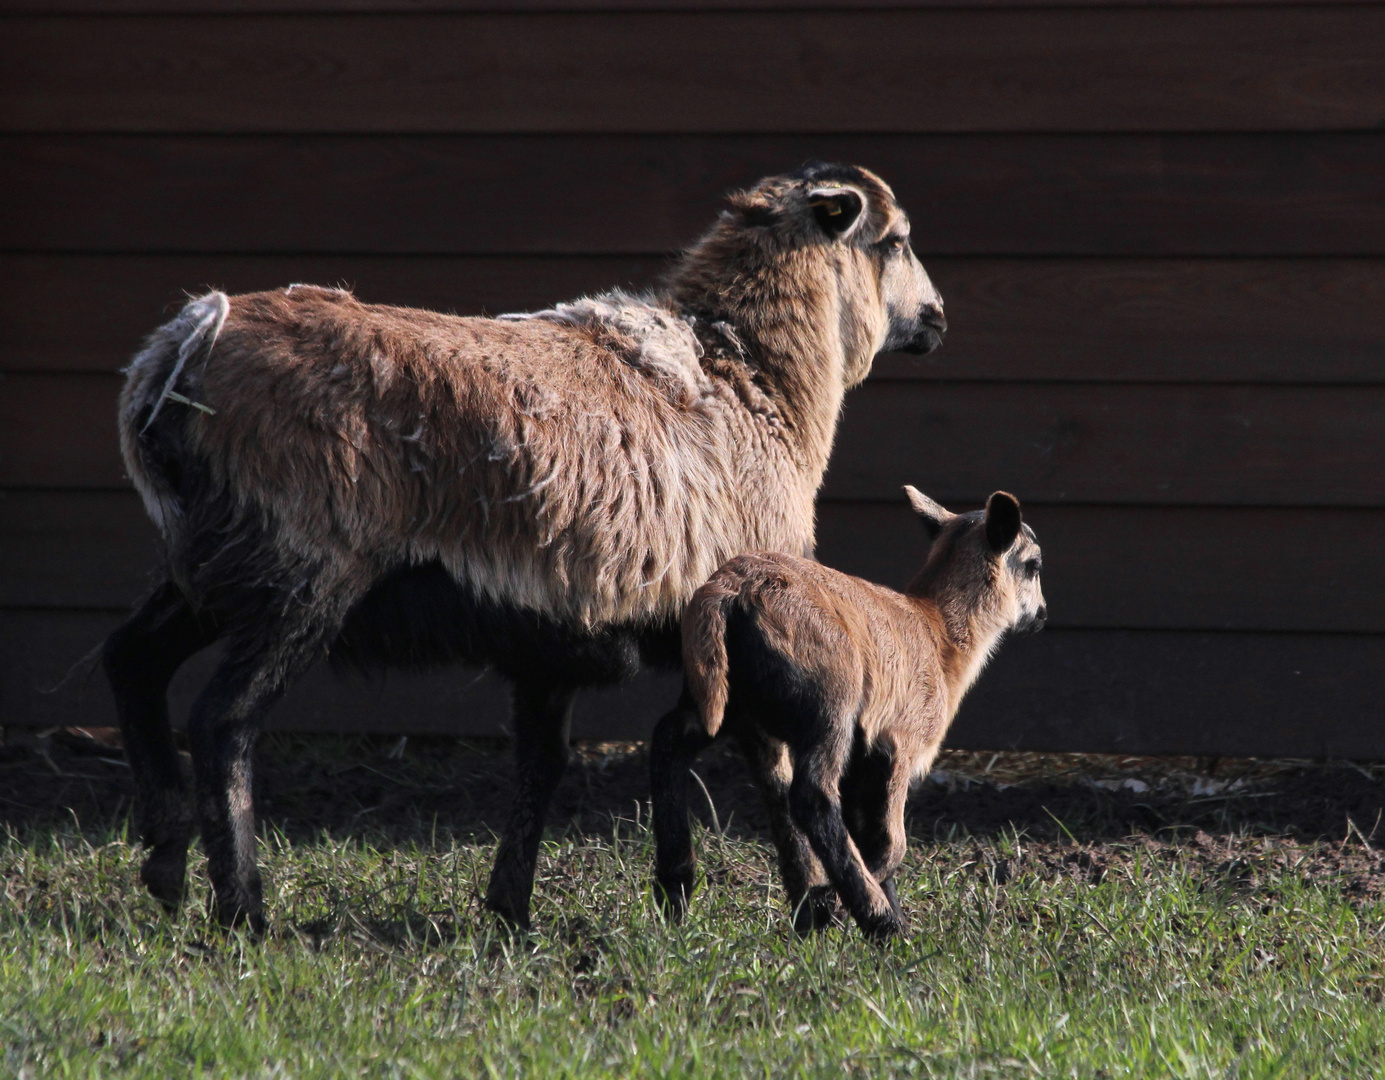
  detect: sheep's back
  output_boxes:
[182,286,815,627]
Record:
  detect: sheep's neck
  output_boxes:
[665,252,850,479]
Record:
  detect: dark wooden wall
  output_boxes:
[2,1,1382,756]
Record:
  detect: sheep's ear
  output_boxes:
[727,189,777,227]
[905,485,953,541]
[985,491,1023,553]
[808,186,865,238]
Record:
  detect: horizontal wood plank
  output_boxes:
[6,255,1385,384]
[6,1,1375,12]
[6,374,1382,506]
[5,491,1381,632]
[5,134,1385,256]
[5,10,1384,134]
[826,381,1385,506]
[4,609,1379,757]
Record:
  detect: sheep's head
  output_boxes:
[669,162,945,389]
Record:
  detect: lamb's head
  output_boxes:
[666,162,946,388]
[904,486,1047,641]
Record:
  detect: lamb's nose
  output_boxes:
[921,306,947,335]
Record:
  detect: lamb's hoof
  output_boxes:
[653,874,694,922]
[858,909,906,944]
[792,885,846,936]
[139,848,187,913]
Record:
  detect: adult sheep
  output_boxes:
[104,162,946,934]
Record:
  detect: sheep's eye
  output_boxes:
[878,234,907,254]
[1024,558,1042,578]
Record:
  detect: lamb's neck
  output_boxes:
[913,597,1010,717]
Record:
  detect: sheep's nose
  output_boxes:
[920,305,947,335]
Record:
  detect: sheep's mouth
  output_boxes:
[897,323,944,355]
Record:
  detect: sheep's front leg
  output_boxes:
[484,680,576,930]
[740,730,843,934]
[649,691,714,920]
[789,745,904,942]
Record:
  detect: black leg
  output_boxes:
[103,582,219,911]
[187,604,340,935]
[738,730,842,934]
[789,747,904,942]
[649,691,713,920]
[839,739,907,918]
[484,680,577,929]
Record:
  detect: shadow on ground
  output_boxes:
[5,729,1385,855]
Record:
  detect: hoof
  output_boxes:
[139,848,187,913]
[653,874,694,922]
[210,879,267,939]
[858,909,906,943]
[792,885,846,936]
[483,893,532,932]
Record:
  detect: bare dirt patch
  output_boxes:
[5,727,1385,899]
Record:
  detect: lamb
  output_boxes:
[102,162,947,933]
[650,487,1045,940]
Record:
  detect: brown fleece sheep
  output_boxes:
[104,162,945,933]
[651,488,1045,940]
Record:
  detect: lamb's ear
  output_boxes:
[904,485,953,541]
[808,186,865,238]
[985,491,1023,553]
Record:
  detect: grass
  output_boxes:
[4,743,1385,1078]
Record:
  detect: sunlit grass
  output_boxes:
[5,808,1385,1079]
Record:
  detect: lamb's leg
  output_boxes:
[187,609,336,935]
[789,743,904,942]
[103,581,219,911]
[649,691,714,920]
[740,730,842,934]
[839,741,910,923]
[484,680,576,929]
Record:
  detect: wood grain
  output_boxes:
[5,10,1384,134]
[5,134,1385,256]
[5,0,1376,13]
[4,609,1379,757]
[6,490,1381,633]
[7,374,1382,505]
[6,254,1384,384]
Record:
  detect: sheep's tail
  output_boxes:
[681,577,739,738]
[118,291,229,545]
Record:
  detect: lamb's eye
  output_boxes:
[879,234,907,254]
[1024,559,1042,578]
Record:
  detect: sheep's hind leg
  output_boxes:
[187,606,341,936]
[839,741,909,924]
[649,691,714,920]
[103,581,220,912]
[789,741,904,942]
[484,680,577,930]
[740,730,842,935]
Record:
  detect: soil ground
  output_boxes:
[6,727,1385,902]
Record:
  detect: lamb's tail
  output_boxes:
[681,577,740,738]
[118,292,229,544]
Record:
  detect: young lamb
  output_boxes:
[651,487,1045,940]
[103,162,946,933]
